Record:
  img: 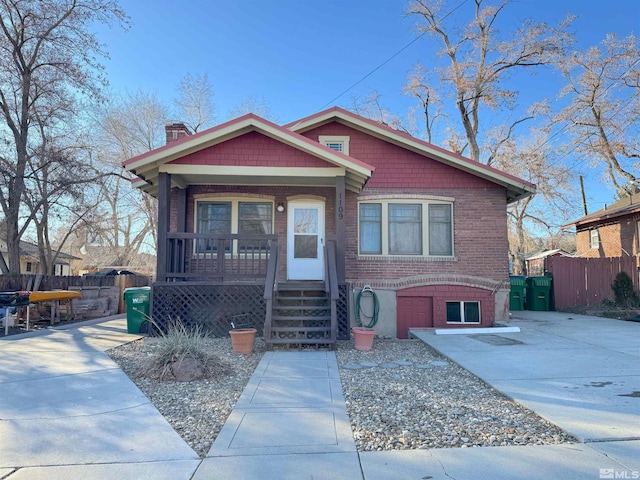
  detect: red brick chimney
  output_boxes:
[165,123,191,144]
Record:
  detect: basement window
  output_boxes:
[446,301,480,324]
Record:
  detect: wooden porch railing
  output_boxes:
[163,233,278,282]
[324,240,339,344]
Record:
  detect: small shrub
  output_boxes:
[611,272,638,307]
[139,317,231,381]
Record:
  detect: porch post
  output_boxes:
[335,176,346,283]
[156,172,171,282]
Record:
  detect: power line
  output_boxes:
[319,0,469,110]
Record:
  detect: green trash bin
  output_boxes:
[526,276,552,311]
[123,287,151,333]
[509,276,526,311]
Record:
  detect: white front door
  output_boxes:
[287,201,325,280]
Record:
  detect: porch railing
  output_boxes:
[163,233,278,282]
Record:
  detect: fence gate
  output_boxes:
[546,256,638,309]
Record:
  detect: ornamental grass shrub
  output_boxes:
[139,317,231,381]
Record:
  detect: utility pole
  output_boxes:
[579,176,588,216]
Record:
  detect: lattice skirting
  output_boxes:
[337,283,350,340]
[151,283,266,337]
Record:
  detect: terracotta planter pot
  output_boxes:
[229,328,257,354]
[352,327,375,351]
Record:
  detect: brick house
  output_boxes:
[123,107,535,346]
[564,193,640,259]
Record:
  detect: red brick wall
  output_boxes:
[344,187,509,282]
[577,215,640,259]
[397,285,495,327]
[169,131,332,168]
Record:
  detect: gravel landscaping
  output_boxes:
[107,336,575,458]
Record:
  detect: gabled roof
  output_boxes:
[287,107,536,204]
[0,238,81,263]
[526,249,573,261]
[563,192,640,229]
[123,113,375,195]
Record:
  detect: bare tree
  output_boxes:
[350,90,417,135]
[403,66,446,143]
[0,0,127,273]
[557,34,640,197]
[406,0,573,161]
[88,91,168,265]
[175,72,215,132]
[490,129,574,273]
[228,95,276,121]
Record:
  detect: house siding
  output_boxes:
[169,131,334,168]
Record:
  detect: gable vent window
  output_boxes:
[319,135,350,156]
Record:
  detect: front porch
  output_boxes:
[151,232,351,347]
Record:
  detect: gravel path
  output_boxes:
[107,336,575,458]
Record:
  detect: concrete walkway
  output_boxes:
[193,351,363,479]
[0,316,200,479]
[1,311,639,479]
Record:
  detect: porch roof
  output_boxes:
[123,114,375,196]
[287,107,537,204]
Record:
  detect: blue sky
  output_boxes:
[97,0,640,216]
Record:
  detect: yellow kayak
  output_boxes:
[29,290,82,302]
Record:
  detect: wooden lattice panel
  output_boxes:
[152,283,266,337]
[337,284,349,340]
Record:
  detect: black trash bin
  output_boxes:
[123,287,151,333]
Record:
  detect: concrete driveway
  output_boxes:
[413,311,640,443]
[399,310,640,479]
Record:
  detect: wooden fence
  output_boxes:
[0,274,150,314]
[546,256,638,309]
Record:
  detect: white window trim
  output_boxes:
[319,135,350,155]
[194,197,274,256]
[446,301,481,324]
[357,199,454,258]
[590,229,599,249]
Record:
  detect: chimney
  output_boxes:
[165,123,191,144]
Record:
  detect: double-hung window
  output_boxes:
[197,202,232,252]
[359,204,382,254]
[196,200,273,253]
[389,204,422,255]
[590,229,599,249]
[358,200,453,257]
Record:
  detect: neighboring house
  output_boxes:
[563,193,640,259]
[0,238,80,276]
[123,107,535,345]
[525,249,572,276]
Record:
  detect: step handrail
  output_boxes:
[324,241,339,347]
[263,240,279,347]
